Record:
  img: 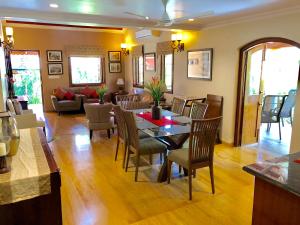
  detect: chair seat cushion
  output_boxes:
[138,131,150,139]
[36,120,45,127]
[57,100,77,106]
[168,148,189,168]
[139,138,166,155]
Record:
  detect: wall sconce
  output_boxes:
[171,33,184,52]
[0,27,14,51]
[121,43,129,56]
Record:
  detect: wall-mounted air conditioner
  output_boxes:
[135,29,161,39]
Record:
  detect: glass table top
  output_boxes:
[131,108,191,138]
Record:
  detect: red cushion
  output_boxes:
[80,86,94,97]
[90,90,99,99]
[54,87,66,100]
[64,91,75,100]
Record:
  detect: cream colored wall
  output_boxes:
[8,26,124,111]
[125,12,300,146]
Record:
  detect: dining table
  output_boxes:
[131,108,192,182]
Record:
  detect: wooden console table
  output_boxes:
[0,128,62,225]
[244,153,300,225]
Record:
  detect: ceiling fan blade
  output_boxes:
[124,11,146,19]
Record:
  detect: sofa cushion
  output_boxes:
[90,90,99,99]
[64,91,75,100]
[80,86,94,97]
[55,87,66,100]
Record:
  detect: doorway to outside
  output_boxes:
[10,50,43,116]
[235,38,300,155]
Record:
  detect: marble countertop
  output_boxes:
[243,152,300,197]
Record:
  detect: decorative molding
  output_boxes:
[202,5,300,30]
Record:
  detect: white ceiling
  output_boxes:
[0,0,300,30]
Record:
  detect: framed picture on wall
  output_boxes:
[144,53,156,71]
[109,62,121,73]
[108,51,121,62]
[48,63,63,75]
[47,50,63,62]
[187,48,213,80]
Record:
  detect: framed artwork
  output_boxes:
[109,62,121,73]
[187,48,213,80]
[48,63,63,75]
[108,51,121,62]
[47,50,63,62]
[144,53,156,71]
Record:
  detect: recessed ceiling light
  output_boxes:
[145,16,149,20]
[188,18,194,22]
[49,3,59,8]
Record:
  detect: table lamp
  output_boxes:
[116,78,125,91]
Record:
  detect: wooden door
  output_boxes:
[241,45,265,145]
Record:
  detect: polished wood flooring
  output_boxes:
[44,112,280,225]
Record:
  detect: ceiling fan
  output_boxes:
[124,0,214,27]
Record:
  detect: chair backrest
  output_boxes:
[280,89,297,118]
[261,95,285,123]
[84,103,113,123]
[171,97,186,115]
[189,102,208,119]
[116,94,142,109]
[113,105,126,140]
[122,109,139,150]
[189,117,222,164]
[6,99,16,115]
[204,94,223,119]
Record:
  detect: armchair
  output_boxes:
[51,94,81,115]
[6,99,46,134]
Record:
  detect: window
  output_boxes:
[69,56,104,86]
[133,56,144,87]
[162,53,173,93]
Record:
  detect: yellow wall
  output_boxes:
[124,12,300,145]
[8,26,124,111]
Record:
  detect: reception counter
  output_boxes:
[0,128,62,225]
[244,152,300,225]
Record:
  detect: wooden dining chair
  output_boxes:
[122,109,167,181]
[114,105,150,168]
[116,94,149,110]
[171,97,186,115]
[167,117,222,200]
[204,94,223,143]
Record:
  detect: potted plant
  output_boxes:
[145,76,166,120]
[96,84,108,104]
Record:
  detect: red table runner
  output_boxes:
[136,112,178,127]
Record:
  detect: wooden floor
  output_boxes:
[45,112,280,225]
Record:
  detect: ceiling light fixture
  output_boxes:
[49,3,59,8]
[188,18,194,22]
[145,16,149,20]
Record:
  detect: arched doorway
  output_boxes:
[234,37,300,154]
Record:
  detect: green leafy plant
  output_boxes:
[96,84,108,100]
[144,76,166,102]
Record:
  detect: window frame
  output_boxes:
[132,55,144,88]
[68,55,105,87]
[160,53,174,94]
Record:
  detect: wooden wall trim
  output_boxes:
[5,20,123,31]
